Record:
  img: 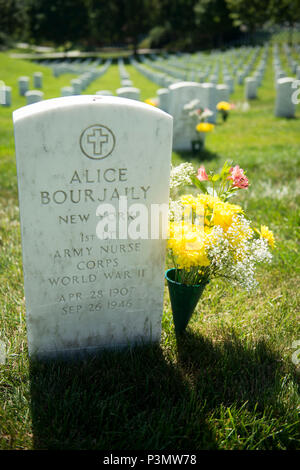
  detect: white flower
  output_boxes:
[169,199,184,222]
[183,99,201,111]
[170,163,195,191]
[201,108,213,119]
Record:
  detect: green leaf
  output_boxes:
[212,174,220,182]
[220,160,232,177]
[191,175,209,194]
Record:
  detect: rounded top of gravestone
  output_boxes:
[277,77,294,85]
[121,80,133,86]
[13,95,173,124]
[169,81,202,91]
[201,82,216,89]
[116,87,140,93]
[25,90,44,97]
[157,88,169,94]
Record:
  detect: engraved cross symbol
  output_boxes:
[87,128,109,155]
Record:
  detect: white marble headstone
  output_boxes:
[275,77,296,118]
[71,79,82,95]
[25,90,44,105]
[33,72,43,89]
[116,87,141,101]
[1,86,12,107]
[216,84,229,104]
[168,81,203,151]
[245,77,257,100]
[13,95,173,359]
[157,88,170,113]
[18,76,29,96]
[61,86,75,97]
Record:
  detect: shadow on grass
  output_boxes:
[176,148,221,164]
[176,329,291,411]
[29,343,216,450]
[29,329,298,450]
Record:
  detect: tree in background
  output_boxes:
[269,0,300,44]
[153,0,199,49]
[28,0,89,46]
[0,0,30,45]
[225,0,270,34]
[84,0,121,48]
[0,0,299,51]
[194,0,237,48]
[118,0,158,53]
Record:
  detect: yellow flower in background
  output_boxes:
[260,225,275,249]
[217,101,231,111]
[196,122,214,133]
[144,98,157,107]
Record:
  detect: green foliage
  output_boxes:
[226,0,300,33]
[1,0,300,51]
[28,0,89,45]
[194,0,236,48]
[0,0,30,45]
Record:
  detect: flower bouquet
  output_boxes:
[166,161,275,334]
[216,101,232,122]
[182,99,214,153]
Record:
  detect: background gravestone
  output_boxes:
[33,72,43,89]
[13,95,173,359]
[61,86,75,97]
[168,81,203,151]
[116,87,141,101]
[245,77,257,100]
[1,86,12,107]
[275,77,296,118]
[25,90,44,105]
[18,76,29,96]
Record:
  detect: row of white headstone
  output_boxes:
[244,46,269,100]
[51,58,102,77]
[142,46,258,87]
[273,44,299,118]
[118,58,133,87]
[61,59,112,96]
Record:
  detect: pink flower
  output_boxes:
[197,165,209,181]
[228,165,249,189]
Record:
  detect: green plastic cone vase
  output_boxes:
[165,268,209,335]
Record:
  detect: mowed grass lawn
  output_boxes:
[0,47,299,450]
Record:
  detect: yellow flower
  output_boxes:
[144,98,157,107]
[196,122,214,133]
[217,101,231,111]
[212,200,243,231]
[195,194,242,231]
[260,225,275,249]
[168,222,210,270]
[196,194,220,209]
[181,194,198,209]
